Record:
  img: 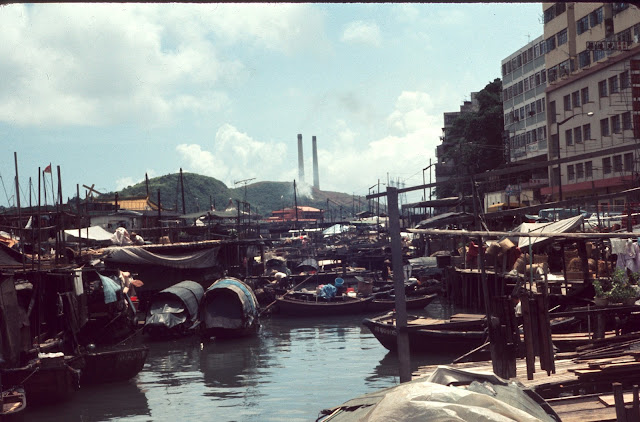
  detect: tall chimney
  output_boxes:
[312,136,320,189]
[297,134,305,183]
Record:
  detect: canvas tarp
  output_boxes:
[104,246,219,269]
[319,366,557,422]
[512,215,583,249]
[63,226,114,242]
[146,280,204,329]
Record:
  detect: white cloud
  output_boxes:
[319,90,441,195]
[176,124,287,187]
[115,177,137,191]
[0,3,327,127]
[341,21,381,47]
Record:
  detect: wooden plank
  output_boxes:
[601,392,636,407]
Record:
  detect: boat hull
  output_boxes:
[71,345,149,384]
[363,313,486,354]
[276,296,374,316]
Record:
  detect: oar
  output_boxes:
[452,341,490,364]
[259,274,316,316]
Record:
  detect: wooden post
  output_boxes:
[387,187,411,383]
[614,382,629,422]
[519,293,536,380]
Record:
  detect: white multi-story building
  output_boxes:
[542,2,640,209]
[502,35,549,166]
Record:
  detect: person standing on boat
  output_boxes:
[381,259,391,281]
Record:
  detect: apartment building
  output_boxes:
[542,2,640,209]
[498,35,549,208]
[434,93,479,188]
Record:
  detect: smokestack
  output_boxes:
[297,134,305,183]
[312,136,319,190]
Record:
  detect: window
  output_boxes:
[536,99,544,114]
[578,50,591,68]
[544,5,556,24]
[535,72,541,86]
[576,163,584,179]
[621,71,630,89]
[524,78,529,92]
[577,16,590,35]
[583,123,591,140]
[557,28,568,46]
[574,127,583,143]
[593,49,605,62]
[613,155,623,172]
[572,91,581,108]
[546,36,556,52]
[541,69,547,83]
[568,165,575,180]
[599,80,608,98]
[549,101,556,124]
[565,128,573,146]
[590,7,603,27]
[603,157,612,174]
[613,3,630,15]
[623,112,632,130]
[586,161,593,177]
[609,76,619,94]
[601,118,610,136]
[564,94,571,111]
[611,114,621,133]
[624,153,634,172]
[581,86,590,103]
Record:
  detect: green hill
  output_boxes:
[102,172,363,218]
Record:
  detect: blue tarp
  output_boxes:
[319,284,337,300]
[99,274,121,304]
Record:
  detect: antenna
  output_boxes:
[234,178,256,202]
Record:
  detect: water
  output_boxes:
[21,299,463,422]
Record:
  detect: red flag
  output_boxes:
[44,164,52,173]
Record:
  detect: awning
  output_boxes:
[512,215,584,249]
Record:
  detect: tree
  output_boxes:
[436,78,505,198]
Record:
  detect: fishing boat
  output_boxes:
[0,355,81,405]
[143,280,204,339]
[363,311,487,354]
[366,292,438,313]
[199,277,260,339]
[68,340,149,385]
[275,292,375,316]
[1,385,26,417]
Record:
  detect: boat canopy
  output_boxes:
[146,280,204,330]
[104,246,219,269]
[202,278,259,329]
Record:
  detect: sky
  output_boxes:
[0,2,544,208]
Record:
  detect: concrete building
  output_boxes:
[435,93,479,190]
[497,35,549,209]
[541,2,640,211]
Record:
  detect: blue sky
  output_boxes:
[0,3,543,208]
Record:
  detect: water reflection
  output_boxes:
[22,380,150,422]
[18,299,464,422]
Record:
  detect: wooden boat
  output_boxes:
[0,356,80,405]
[143,280,204,338]
[366,292,438,313]
[1,386,26,417]
[362,311,487,354]
[199,277,260,339]
[275,293,374,316]
[68,343,149,384]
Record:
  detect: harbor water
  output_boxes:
[21,298,465,422]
